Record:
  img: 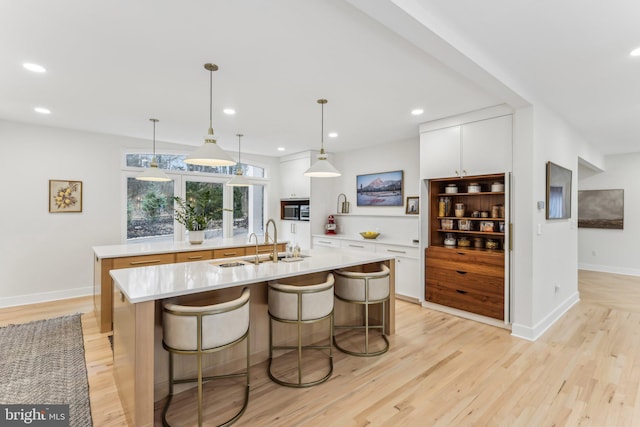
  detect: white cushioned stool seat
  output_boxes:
[162,287,250,427]
[268,273,334,387]
[334,264,390,357]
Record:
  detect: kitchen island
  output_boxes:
[93,236,286,333]
[110,248,396,426]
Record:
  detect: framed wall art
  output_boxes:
[356,170,403,206]
[578,189,624,229]
[49,180,83,213]
[405,196,419,214]
[545,161,572,220]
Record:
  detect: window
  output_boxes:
[124,152,267,243]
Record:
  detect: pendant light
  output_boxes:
[304,99,341,177]
[184,63,235,167]
[227,133,250,186]
[136,118,172,182]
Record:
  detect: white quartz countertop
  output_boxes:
[93,236,286,259]
[312,234,419,248]
[110,248,394,304]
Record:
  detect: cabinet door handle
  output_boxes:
[318,240,331,244]
[456,289,468,294]
[187,255,204,260]
[387,249,406,254]
[120,292,125,302]
[456,270,467,275]
[349,244,365,248]
[129,259,161,265]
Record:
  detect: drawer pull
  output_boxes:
[349,244,365,248]
[387,249,406,254]
[120,292,125,302]
[456,270,467,275]
[223,253,237,256]
[456,289,468,295]
[457,252,466,256]
[129,259,161,265]
[319,241,331,244]
[187,256,204,260]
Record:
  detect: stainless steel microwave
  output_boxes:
[282,204,300,220]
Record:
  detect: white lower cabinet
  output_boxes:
[311,236,422,303]
[375,244,421,302]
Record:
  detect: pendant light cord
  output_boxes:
[321,102,324,151]
[150,118,158,160]
[209,68,213,130]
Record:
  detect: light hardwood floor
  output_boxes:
[2,270,640,426]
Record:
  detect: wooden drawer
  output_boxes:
[112,253,174,269]
[426,280,504,320]
[246,244,286,256]
[427,266,503,296]
[213,247,246,258]
[426,246,504,268]
[426,256,503,278]
[175,250,213,263]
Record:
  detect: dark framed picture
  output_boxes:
[356,170,403,206]
[405,196,419,214]
[578,189,624,229]
[546,161,572,220]
[49,180,83,213]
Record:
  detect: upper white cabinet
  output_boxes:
[279,152,311,199]
[420,107,513,179]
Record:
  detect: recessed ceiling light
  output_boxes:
[23,63,47,73]
[34,107,51,114]
[277,147,285,152]
[223,108,236,115]
[630,47,640,57]
[328,132,338,138]
[411,108,424,116]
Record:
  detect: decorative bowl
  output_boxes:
[360,231,380,240]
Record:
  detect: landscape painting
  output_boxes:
[578,189,624,229]
[356,170,403,206]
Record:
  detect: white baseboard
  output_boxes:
[578,263,640,277]
[511,291,580,341]
[0,286,93,309]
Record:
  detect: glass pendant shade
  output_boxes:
[304,99,341,178]
[137,118,172,182]
[185,63,236,167]
[227,133,250,186]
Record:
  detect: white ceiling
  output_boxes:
[1,0,638,157]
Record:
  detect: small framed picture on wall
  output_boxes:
[49,180,83,213]
[405,196,419,214]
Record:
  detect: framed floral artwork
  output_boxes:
[49,180,82,213]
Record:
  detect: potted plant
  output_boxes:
[172,196,214,244]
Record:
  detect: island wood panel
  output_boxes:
[94,244,285,333]
[113,258,395,424]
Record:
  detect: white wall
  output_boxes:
[313,138,421,245]
[578,152,640,276]
[511,104,604,340]
[0,120,281,307]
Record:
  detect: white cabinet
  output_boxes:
[420,114,512,179]
[340,240,376,253]
[279,152,311,199]
[280,220,311,250]
[312,236,340,248]
[375,244,421,302]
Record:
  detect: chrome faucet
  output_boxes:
[248,232,260,265]
[264,219,279,263]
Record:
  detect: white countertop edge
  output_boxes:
[312,234,419,248]
[111,248,394,304]
[93,236,287,259]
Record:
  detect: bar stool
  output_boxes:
[268,273,334,387]
[333,264,390,357]
[162,288,250,427]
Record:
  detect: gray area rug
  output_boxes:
[0,314,93,426]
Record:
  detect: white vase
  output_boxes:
[188,230,205,245]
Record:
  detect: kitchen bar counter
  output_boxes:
[110,248,395,426]
[93,237,286,333]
